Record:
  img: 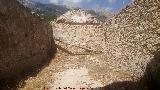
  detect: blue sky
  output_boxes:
[34,0,134,12]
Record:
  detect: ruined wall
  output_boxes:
[51,10,104,54]
[0,0,56,79]
[51,22,105,54]
[103,0,160,79]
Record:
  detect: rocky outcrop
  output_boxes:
[51,10,105,54]
[0,0,56,79]
[103,0,160,80]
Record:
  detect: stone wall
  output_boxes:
[51,21,105,54]
[103,0,160,79]
[0,0,56,79]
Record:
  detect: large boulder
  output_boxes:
[0,0,56,79]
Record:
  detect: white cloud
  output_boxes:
[108,0,116,4]
[105,7,112,11]
[65,0,83,3]
[93,4,112,12]
[62,0,91,7]
[47,0,91,7]
[49,0,59,4]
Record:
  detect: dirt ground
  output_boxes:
[11,48,136,90]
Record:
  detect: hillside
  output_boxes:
[18,0,70,21]
[86,9,113,22]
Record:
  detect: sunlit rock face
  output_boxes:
[51,10,105,54]
[103,0,160,81]
[0,0,55,79]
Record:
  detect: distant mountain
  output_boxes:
[17,0,112,22]
[86,9,113,22]
[18,0,70,21]
[33,2,70,16]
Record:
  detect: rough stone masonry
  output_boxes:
[51,0,160,85]
[0,0,56,79]
[102,0,160,82]
[51,10,105,55]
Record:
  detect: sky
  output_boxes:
[34,0,134,12]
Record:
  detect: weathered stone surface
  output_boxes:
[0,0,56,79]
[51,10,105,54]
[51,22,105,54]
[103,0,160,80]
[51,0,160,81]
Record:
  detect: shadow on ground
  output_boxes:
[93,49,160,90]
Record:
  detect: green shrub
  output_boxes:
[44,12,56,22]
